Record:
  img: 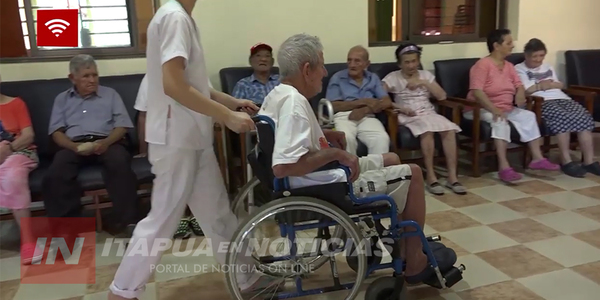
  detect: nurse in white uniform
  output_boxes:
[108,0,281,299]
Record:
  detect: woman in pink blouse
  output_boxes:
[464,29,559,182]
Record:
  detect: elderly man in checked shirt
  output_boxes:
[231,43,280,106]
[43,54,138,237]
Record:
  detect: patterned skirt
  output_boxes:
[397,110,462,137]
[541,99,595,135]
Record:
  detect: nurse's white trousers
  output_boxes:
[109,143,254,298]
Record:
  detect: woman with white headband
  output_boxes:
[382,43,465,196]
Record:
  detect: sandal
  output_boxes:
[529,158,560,171]
[583,161,600,176]
[188,217,204,236]
[445,182,467,195]
[173,219,192,239]
[498,167,522,182]
[426,182,445,195]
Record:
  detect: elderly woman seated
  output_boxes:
[0,75,42,265]
[515,38,600,178]
[382,43,465,195]
[463,29,559,182]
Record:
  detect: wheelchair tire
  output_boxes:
[346,236,383,273]
[231,178,342,276]
[225,196,367,300]
[365,277,408,300]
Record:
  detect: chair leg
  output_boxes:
[94,195,102,232]
[472,149,481,177]
[522,147,529,169]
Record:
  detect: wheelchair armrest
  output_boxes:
[314,161,342,172]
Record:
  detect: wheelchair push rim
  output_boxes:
[225,196,368,300]
[231,177,344,277]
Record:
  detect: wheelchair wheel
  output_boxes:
[365,277,408,300]
[346,236,383,273]
[225,196,368,300]
[231,179,344,277]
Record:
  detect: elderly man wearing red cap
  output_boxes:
[232,43,280,106]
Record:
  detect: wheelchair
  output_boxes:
[226,109,466,299]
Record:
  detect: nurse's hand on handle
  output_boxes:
[225,111,256,133]
[236,99,259,115]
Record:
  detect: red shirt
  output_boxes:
[0,97,36,149]
[466,57,523,112]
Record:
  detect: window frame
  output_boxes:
[368,0,509,47]
[1,0,160,63]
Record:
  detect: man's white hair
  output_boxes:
[69,54,97,75]
[277,34,323,78]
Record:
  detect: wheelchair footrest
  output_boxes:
[423,264,466,289]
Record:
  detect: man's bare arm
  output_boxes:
[210,88,239,111]
[163,57,232,123]
[331,100,369,113]
[51,130,79,152]
[272,148,342,178]
[100,127,127,146]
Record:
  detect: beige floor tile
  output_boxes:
[83,283,156,300]
[445,254,511,292]
[531,210,600,235]
[13,283,87,300]
[458,280,544,300]
[499,197,564,217]
[442,226,519,254]
[572,229,600,249]
[425,196,453,213]
[455,176,497,189]
[540,174,598,191]
[571,261,600,285]
[457,203,525,225]
[517,269,600,300]
[476,245,563,279]
[509,180,566,196]
[156,272,228,300]
[439,235,470,257]
[0,256,22,281]
[525,235,600,268]
[573,186,600,200]
[574,205,600,223]
[468,185,530,203]
[425,210,482,233]
[431,193,490,209]
[535,191,600,210]
[0,279,21,300]
[488,218,563,244]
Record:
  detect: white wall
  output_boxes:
[1,0,599,87]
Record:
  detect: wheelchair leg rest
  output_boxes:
[426,234,441,242]
[423,264,466,289]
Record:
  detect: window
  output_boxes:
[0,0,159,60]
[368,0,507,46]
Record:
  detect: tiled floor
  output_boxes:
[2,160,600,299]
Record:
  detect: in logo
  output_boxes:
[36,9,79,47]
[20,217,96,284]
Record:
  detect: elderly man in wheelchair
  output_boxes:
[225,34,465,300]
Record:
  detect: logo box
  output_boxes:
[36,9,79,47]
[20,217,96,284]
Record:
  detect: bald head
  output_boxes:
[348,45,369,61]
[347,45,370,78]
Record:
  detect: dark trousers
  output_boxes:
[42,143,138,226]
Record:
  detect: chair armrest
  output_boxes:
[526,96,543,124]
[435,100,463,124]
[570,85,600,94]
[384,108,399,152]
[447,96,480,108]
[564,88,596,114]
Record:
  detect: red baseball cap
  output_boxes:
[250,43,272,55]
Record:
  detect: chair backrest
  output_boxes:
[434,58,479,98]
[506,52,525,66]
[248,116,278,191]
[219,67,280,95]
[565,49,600,87]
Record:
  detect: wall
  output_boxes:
[1,0,599,87]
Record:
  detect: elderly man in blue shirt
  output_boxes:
[326,45,393,155]
[43,54,138,237]
[231,43,280,106]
